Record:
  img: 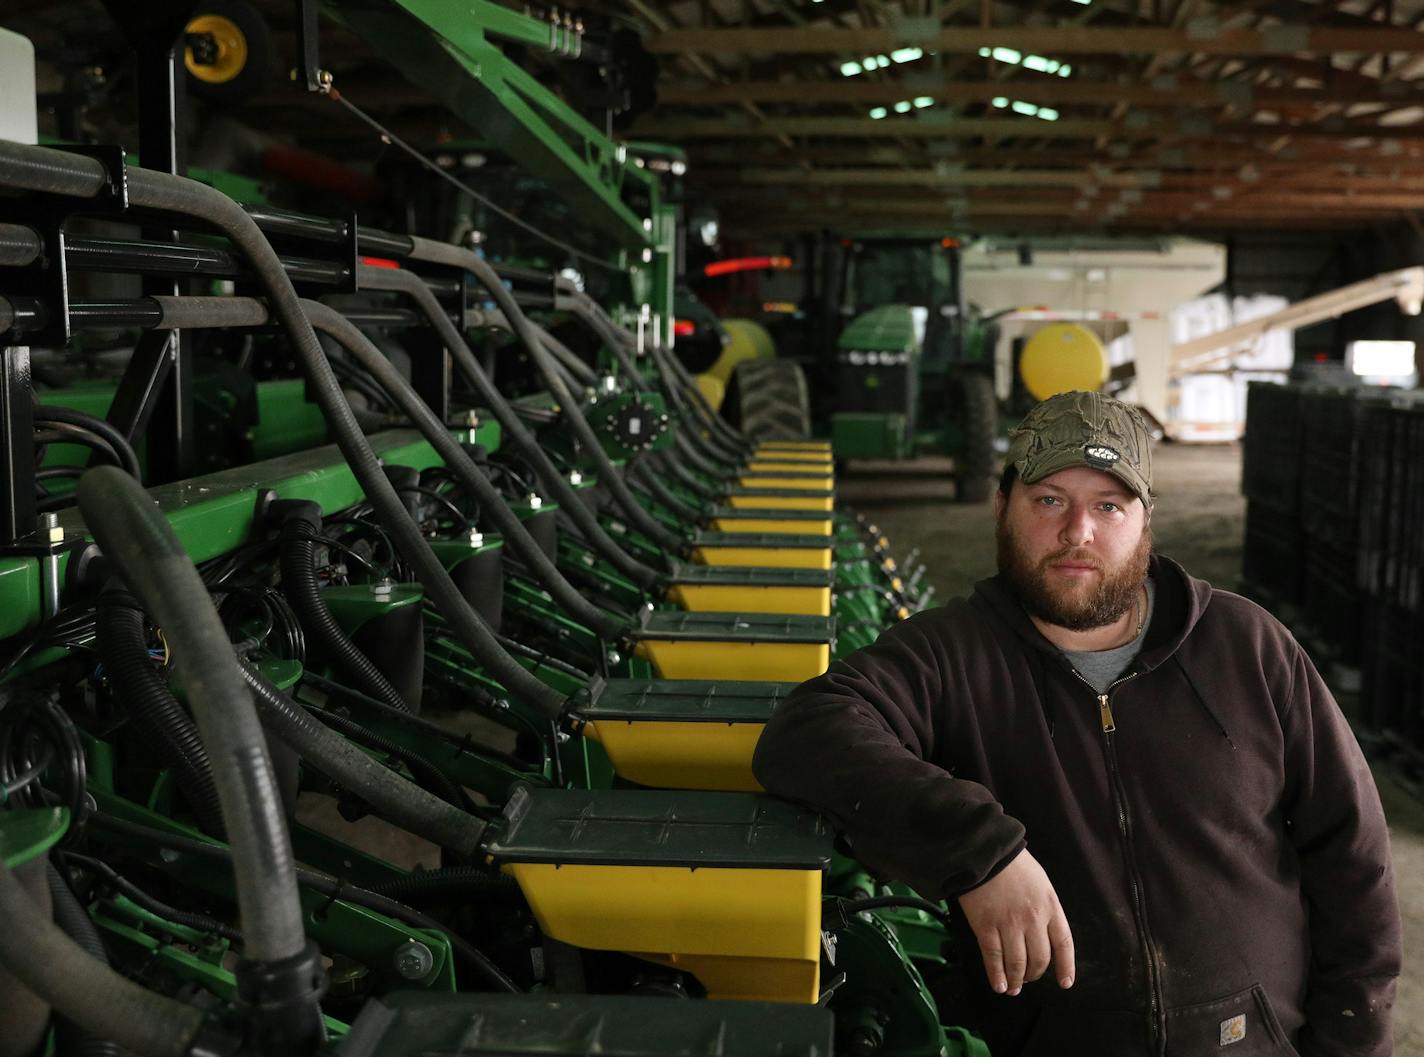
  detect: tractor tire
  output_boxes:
[949,370,997,504]
[733,358,811,442]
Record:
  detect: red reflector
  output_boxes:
[1314,353,1329,362]
[673,319,696,337]
[703,256,793,277]
[360,256,401,270]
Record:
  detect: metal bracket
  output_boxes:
[295,0,325,93]
[0,144,132,347]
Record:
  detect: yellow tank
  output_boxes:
[1019,323,1110,400]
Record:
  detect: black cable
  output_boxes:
[59,852,243,944]
[34,404,142,480]
[0,692,88,836]
[97,585,226,837]
[328,90,619,274]
[89,813,520,994]
[35,424,121,467]
[277,504,409,712]
[395,486,471,530]
[295,669,541,775]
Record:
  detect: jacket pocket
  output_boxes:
[1165,984,1300,1057]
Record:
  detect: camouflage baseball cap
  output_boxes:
[1006,390,1154,508]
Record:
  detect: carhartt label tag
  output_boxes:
[1084,443,1121,468]
[1220,1014,1246,1046]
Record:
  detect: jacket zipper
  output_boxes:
[1071,668,1167,1055]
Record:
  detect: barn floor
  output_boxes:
[838,441,1424,1055]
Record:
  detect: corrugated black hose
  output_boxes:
[275,502,410,713]
[96,584,226,838]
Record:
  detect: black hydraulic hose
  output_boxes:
[125,196,569,722]
[34,405,141,480]
[75,465,306,965]
[97,585,225,838]
[0,860,205,1057]
[1,143,558,715]
[366,866,521,907]
[276,507,410,713]
[667,433,725,498]
[389,248,686,555]
[306,706,474,814]
[46,863,121,1057]
[532,323,599,386]
[0,222,42,266]
[238,663,486,857]
[90,813,520,994]
[355,264,668,587]
[301,302,629,640]
[556,284,749,458]
[632,456,707,523]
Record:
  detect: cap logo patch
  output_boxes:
[1084,444,1121,468]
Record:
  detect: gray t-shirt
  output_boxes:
[1060,577,1156,693]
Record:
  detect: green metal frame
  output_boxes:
[326,0,655,253]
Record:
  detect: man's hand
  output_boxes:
[957,848,1075,996]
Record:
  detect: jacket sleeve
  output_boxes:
[1280,642,1401,1057]
[752,611,1026,899]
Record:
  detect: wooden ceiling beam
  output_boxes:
[634,114,1424,139]
[656,77,1424,107]
[643,25,1424,57]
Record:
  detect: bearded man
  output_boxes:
[753,390,1400,1057]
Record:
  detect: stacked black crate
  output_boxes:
[1299,387,1366,664]
[1241,382,1305,603]
[1358,393,1424,744]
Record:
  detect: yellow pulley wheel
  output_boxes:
[184,14,248,85]
[1019,323,1109,400]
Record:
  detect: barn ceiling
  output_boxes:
[612,0,1424,238]
[8,0,1424,240]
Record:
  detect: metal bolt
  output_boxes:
[370,578,395,598]
[465,409,480,427]
[527,493,543,510]
[605,647,622,667]
[38,512,62,544]
[316,69,334,92]
[392,939,434,980]
[466,230,485,247]
[569,471,583,486]
[468,529,484,548]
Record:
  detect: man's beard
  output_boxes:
[996,518,1152,632]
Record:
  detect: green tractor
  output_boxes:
[821,236,999,503]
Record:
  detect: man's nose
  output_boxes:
[1059,507,1094,547]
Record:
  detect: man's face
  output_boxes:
[994,466,1152,632]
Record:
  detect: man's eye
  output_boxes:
[1101,502,1120,513]
[1037,496,1058,506]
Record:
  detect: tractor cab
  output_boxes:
[826,236,997,502]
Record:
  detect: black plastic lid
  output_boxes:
[483,786,834,870]
[584,678,797,723]
[637,609,834,643]
[339,992,834,1057]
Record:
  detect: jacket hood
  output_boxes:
[968,553,1213,675]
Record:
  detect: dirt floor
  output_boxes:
[838,441,1424,1055]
